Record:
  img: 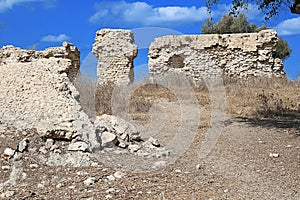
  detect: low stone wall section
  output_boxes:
[148,30,285,82]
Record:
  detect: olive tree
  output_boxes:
[206,0,300,19]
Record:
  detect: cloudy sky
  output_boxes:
[0,0,299,79]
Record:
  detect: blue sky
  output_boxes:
[0,0,299,80]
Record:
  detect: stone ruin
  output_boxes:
[92,29,138,84]
[148,29,285,81]
[91,29,285,85]
[0,28,286,168]
[0,40,166,169]
[0,42,99,158]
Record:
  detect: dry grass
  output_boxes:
[72,73,97,118]
[95,81,115,116]
[75,73,299,126]
[225,76,300,119]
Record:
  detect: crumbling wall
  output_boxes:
[148,30,285,81]
[0,43,99,150]
[92,29,138,84]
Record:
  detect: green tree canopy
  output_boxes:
[206,0,300,19]
[201,13,292,60]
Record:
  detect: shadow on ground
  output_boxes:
[233,111,300,132]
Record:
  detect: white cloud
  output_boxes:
[0,0,48,12]
[89,1,219,27]
[40,34,71,42]
[274,17,300,36]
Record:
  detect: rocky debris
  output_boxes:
[148,29,285,80]
[29,164,39,169]
[0,191,15,198]
[84,177,97,186]
[128,144,141,153]
[152,161,167,169]
[94,114,141,147]
[3,148,15,160]
[106,188,116,194]
[269,153,280,158]
[1,166,11,170]
[142,137,160,148]
[18,138,29,152]
[113,171,126,179]
[44,151,96,167]
[68,141,89,152]
[101,132,118,148]
[106,175,115,182]
[92,29,138,84]
[94,114,170,159]
[45,139,54,150]
[0,43,101,154]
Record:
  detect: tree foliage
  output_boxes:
[201,14,292,60]
[206,0,300,19]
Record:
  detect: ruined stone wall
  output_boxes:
[0,43,99,150]
[92,29,138,84]
[148,30,285,82]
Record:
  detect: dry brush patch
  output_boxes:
[225,76,300,119]
[77,74,299,131]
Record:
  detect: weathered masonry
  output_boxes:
[0,42,99,150]
[92,29,138,84]
[148,30,285,82]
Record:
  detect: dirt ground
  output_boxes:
[1,100,300,199]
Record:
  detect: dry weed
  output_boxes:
[72,73,97,118]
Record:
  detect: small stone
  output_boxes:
[84,177,97,186]
[22,173,27,179]
[13,152,23,161]
[68,141,89,152]
[91,162,98,167]
[101,132,118,148]
[114,171,126,179]
[39,146,48,154]
[45,139,54,149]
[105,194,113,199]
[1,165,10,170]
[286,145,292,148]
[18,138,29,152]
[29,164,39,169]
[196,164,201,169]
[3,148,15,160]
[155,150,170,158]
[117,140,128,148]
[37,184,44,188]
[56,183,63,188]
[106,175,115,182]
[269,153,279,158]
[76,171,88,176]
[175,169,181,173]
[0,191,15,198]
[224,189,229,193]
[106,188,116,194]
[128,144,141,153]
[119,133,129,141]
[152,161,166,169]
[53,148,61,153]
[148,137,160,147]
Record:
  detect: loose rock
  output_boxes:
[84,177,97,186]
[68,141,89,152]
[18,138,29,152]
